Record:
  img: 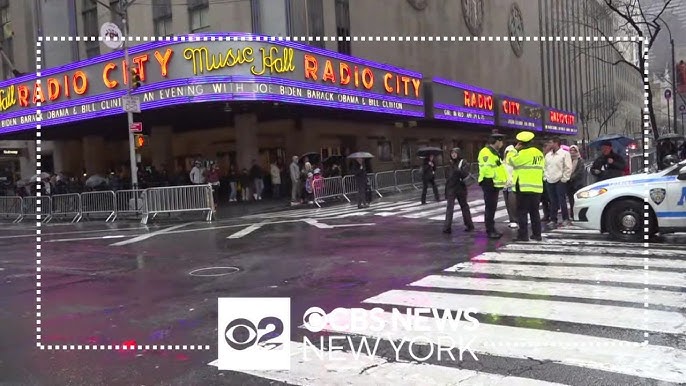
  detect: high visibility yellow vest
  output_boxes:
[508,146,545,193]
[478,146,507,188]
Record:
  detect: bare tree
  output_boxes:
[577,86,623,142]
[559,0,672,140]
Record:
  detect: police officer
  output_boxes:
[509,131,545,241]
[443,148,474,234]
[478,133,507,239]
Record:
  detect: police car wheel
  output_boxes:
[606,200,644,243]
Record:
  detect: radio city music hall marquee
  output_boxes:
[429,78,496,126]
[0,35,424,132]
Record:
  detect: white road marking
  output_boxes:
[302,218,333,229]
[330,212,370,218]
[228,224,265,239]
[501,243,683,256]
[364,289,685,334]
[110,223,193,246]
[0,226,147,239]
[208,341,566,386]
[472,251,686,270]
[315,308,686,384]
[43,235,128,243]
[409,275,686,309]
[444,262,686,287]
[372,201,422,211]
[547,228,600,234]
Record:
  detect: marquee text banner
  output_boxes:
[544,108,577,135]
[430,78,495,126]
[494,94,543,132]
[0,34,425,132]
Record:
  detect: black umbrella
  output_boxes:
[300,152,320,164]
[322,155,345,165]
[416,147,443,157]
[657,133,684,141]
[347,152,374,159]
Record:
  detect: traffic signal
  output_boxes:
[131,68,141,90]
[134,134,146,149]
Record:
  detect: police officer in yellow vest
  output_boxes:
[509,131,545,241]
[478,133,507,239]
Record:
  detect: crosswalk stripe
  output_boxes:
[372,201,423,211]
[403,201,485,219]
[209,341,567,386]
[547,228,600,234]
[534,237,679,250]
[376,200,446,216]
[473,251,686,270]
[501,243,682,256]
[444,262,686,287]
[315,308,686,384]
[409,275,686,308]
[363,289,685,334]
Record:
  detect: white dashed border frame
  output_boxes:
[34,34,650,352]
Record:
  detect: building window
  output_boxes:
[189,0,209,32]
[109,0,123,28]
[0,0,13,79]
[335,0,351,55]
[153,0,173,37]
[377,140,392,162]
[306,0,325,48]
[82,0,99,58]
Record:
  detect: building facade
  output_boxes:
[0,0,640,181]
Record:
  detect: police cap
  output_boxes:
[516,131,535,143]
[489,133,505,141]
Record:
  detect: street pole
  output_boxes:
[671,38,678,135]
[120,0,138,189]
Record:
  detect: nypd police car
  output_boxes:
[573,160,686,242]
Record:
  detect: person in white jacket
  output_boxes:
[270,161,282,198]
[543,137,573,226]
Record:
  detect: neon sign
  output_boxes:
[495,95,543,131]
[544,108,577,134]
[0,33,425,134]
[430,78,495,125]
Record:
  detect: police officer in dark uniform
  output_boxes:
[354,157,369,209]
[443,148,474,233]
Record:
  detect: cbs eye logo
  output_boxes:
[224,316,284,351]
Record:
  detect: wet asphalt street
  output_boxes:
[0,193,685,386]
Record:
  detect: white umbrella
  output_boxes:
[29,172,51,182]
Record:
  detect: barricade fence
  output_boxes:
[0,159,637,223]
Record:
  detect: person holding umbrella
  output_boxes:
[443,148,474,233]
[478,133,507,239]
[590,141,625,181]
[420,151,441,204]
[348,152,373,208]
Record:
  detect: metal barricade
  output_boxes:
[374,170,397,195]
[312,176,348,207]
[115,189,146,216]
[411,168,423,189]
[22,196,53,223]
[367,173,381,198]
[341,175,357,201]
[469,162,479,175]
[394,169,414,191]
[435,165,447,183]
[141,184,214,225]
[50,193,82,223]
[81,191,117,222]
[0,196,23,223]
